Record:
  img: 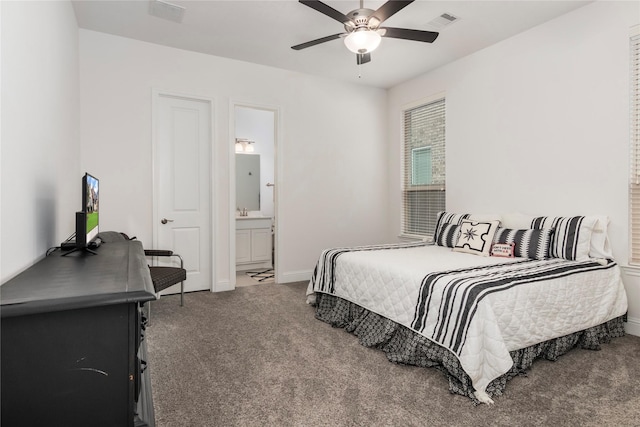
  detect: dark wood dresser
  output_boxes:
[0,240,156,427]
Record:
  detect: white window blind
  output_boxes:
[630,27,640,263]
[402,98,445,238]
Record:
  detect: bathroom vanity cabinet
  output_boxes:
[236,216,272,270]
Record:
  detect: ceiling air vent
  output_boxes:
[148,0,186,23]
[426,13,460,31]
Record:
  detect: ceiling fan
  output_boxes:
[291,0,439,65]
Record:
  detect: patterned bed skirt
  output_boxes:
[314,292,626,404]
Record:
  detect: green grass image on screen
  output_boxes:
[86,212,99,233]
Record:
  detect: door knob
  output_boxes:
[161,218,174,224]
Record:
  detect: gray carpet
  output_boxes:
[147,282,640,427]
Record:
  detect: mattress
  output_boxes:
[307,243,628,403]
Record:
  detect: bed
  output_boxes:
[306,212,628,404]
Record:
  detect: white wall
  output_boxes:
[1,1,80,282]
[387,1,640,333]
[78,30,389,289]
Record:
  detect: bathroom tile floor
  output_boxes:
[236,270,274,287]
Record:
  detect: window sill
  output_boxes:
[398,234,431,243]
[621,265,640,276]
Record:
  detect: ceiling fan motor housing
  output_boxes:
[344,8,379,32]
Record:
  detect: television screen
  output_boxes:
[76,173,99,249]
[62,173,100,255]
[83,173,99,243]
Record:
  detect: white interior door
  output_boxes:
[154,93,212,293]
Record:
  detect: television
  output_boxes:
[75,173,99,251]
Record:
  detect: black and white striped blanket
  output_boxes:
[410,257,617,355]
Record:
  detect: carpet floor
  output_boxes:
[147,282,640,427]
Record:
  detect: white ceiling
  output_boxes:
[72,0,592,89]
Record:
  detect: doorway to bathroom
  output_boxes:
[232,104,278,287]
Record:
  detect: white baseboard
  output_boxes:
[625,316,640,337]
[278,269,313,284]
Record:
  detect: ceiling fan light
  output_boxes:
[344,29,381,54]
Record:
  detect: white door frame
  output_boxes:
[229,101,281,287]
[151,88,216,292]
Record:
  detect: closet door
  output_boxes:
[154,92,213,293]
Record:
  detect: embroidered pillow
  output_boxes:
[434,223,460,248]
[493,228,554,260]
[491,242,515,258]
[530,216,597,261]
[452,220,500,256]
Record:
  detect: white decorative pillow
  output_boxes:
[433,212,501,243]
[589,215,613,259]
[530,216,598,261]
[470,213,502,222]
[452,220,500,256]
[500,212,536,229]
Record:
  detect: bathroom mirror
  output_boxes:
[236,153,260,211]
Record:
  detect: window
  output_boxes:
[412,147,433,185]
[630,26,640,263]
[401,97,446,238]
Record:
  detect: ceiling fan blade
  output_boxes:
[379,27,439,43]
[371,1,414,25]
[299,0,350,24]
[291,33,345,50]
[356,52,371,65]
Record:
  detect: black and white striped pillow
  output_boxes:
[433,212,470,243]
[493,228,554,260]
[434,223,460,247]
[530,216,596,261]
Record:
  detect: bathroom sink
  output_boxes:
[235,215,272,230]
[236,212,271,219]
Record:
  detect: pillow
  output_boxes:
[493,228,554,260]
[452,220,500,256]
[530,216,597,261]
[433,212,501,243]
[500,212,535,229]
[434,223,460,247]
[433,212,470,242]
[491,242,515,258]
[470,213,502,222]
[589,215,613,259]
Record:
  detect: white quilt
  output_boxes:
[307,244,628,403]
